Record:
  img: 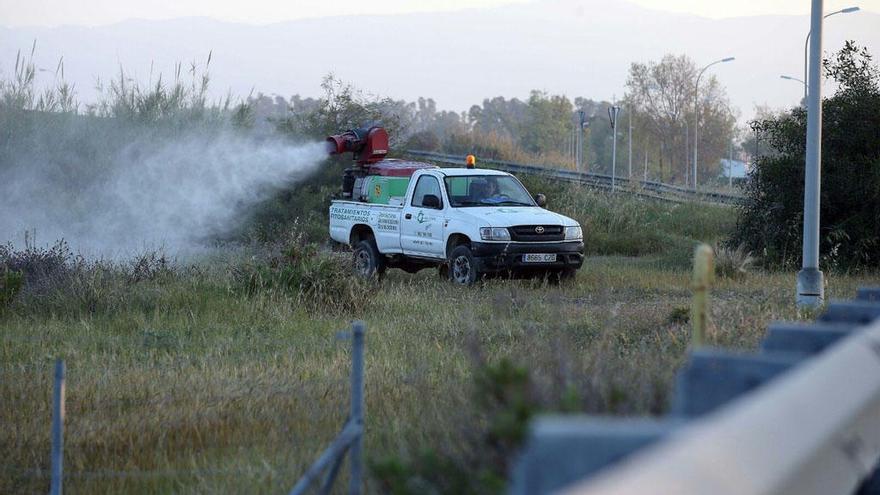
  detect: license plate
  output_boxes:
[523,253,557,263]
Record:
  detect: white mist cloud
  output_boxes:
[1,129,327,256]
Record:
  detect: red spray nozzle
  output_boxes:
[326,126,389,166]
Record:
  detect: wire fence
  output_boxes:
[4,321,368,495]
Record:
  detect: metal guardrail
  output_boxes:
[405,150,745,206]
[511,288,880,495]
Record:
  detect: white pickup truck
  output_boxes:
[329,166,584,285]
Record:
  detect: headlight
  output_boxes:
[480,227,511,241]
[564,226,583,240]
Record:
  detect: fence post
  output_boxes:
[691,245,714,347]
[51,359,65,495]
[349,321,365,495]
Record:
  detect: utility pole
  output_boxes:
[797,0,826,308]
[628,108,633,177]
[576,110,586,172]
[684,120,690,187]
[643,148,648,181]
[608,103,621,190]
[694,57,735,189]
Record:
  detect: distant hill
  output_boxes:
[1,0,878,119]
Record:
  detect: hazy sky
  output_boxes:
[1,0,878,27]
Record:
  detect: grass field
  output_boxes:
[2,180,878,493]
[2,245,877,493]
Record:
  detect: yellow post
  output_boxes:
[691,244,714,347]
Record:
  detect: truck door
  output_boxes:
[401,175,446,258]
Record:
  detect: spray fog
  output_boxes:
[0,121,327,256]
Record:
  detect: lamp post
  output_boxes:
[693,57,734,188]
[726,105,736,189]
[797,0,828,308]
[803,6,859,102]
[608,104,621,190]
[684,119,689,186]
[628,108,633,177]
[575,110,585,172]
[780,74,808,92]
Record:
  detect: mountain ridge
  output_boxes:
[1,2,877,119]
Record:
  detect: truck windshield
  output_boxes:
[443,175,536,207]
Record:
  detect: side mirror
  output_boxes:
[423,194,442,209]
[534,194,547,207]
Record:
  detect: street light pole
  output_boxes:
[797,0,827,308]
[693,57,734,189]
[608,104,621,190]
[803,6,859,103]
[628,108,633,177]
[780,74,808,96]
[684,120,689,186]
[576,123,580,169]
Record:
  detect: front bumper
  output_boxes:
[470,241,585,272]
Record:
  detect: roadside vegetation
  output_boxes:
[732,42,880,270]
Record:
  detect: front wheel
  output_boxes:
[353,239,385,279]
[448,245,480,286]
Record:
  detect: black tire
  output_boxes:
[448,245,479,286]
[353,239,385,279]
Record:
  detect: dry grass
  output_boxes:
[1,254,876,493]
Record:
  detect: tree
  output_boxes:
[731,42,880,269]
[468,96,528,140]
[520,91,573,154]
[625,54,735,184]
[275,74,411,145]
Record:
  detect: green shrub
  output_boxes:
[714,243,755,280]
[371,357,536,495]
[666,306,690,324]
[0,267,23,309]
[232,231,370,313]
[0,240,178,316]
[731,42,880,269]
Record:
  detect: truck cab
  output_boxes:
[329,166,585,285]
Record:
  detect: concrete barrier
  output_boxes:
[510,292,880,495]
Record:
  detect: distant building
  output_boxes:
[719,158,748,182]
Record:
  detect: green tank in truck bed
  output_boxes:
[362,176,411,205]
[349,159,438,205]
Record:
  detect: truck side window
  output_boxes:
[411,176,443,209]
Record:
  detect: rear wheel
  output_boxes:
[353,239,385,279]
[448,245,479,286]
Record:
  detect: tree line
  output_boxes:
[247,54,739,186]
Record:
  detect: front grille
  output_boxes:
[509,225,564,242]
